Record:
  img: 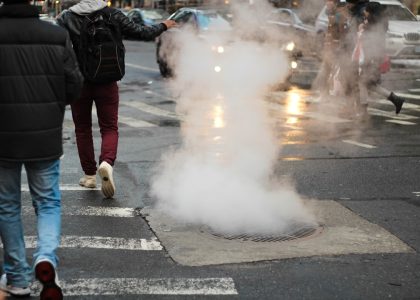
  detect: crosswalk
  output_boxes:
[10,83,419,298]
[14,192,239,297]
[100,87,420,131]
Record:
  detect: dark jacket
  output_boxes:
[57,7,168,69]
[0,4,83,162]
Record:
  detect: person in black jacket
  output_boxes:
[57,0,176,199]
[0,0,83,299]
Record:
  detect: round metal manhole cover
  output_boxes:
[205,223,323,243]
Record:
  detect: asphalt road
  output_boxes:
[4,40,420,299]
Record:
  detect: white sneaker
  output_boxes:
[98,161,115,198]
[35,259,63,300]
[79,174,97,188]
[0,274,31,297]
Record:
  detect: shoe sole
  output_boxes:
[78,182,97,189]
[0,287,30,298]
[98,166,115,198]
[35,261,63,300]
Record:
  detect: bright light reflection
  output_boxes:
[217,46,225,53]
[291,61,298,69]
[286,92,302,116]
[286,117,299,125]
[214,66,222,73]
[213,105,225,128]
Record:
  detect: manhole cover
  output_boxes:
[206,223,323,243]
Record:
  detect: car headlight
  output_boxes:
[286,42,295,52]
[211,45,225,54]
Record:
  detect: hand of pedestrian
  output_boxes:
[163,20,177,29]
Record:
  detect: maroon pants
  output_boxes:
[71,82,119,176]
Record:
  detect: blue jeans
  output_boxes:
[0,159,61,288]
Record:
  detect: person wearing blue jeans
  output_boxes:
[0,0,83,298]
[0,160,61,290]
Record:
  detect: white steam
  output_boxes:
[151,1,316,235]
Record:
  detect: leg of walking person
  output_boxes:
[26,159,61,267]
[25,159,63,299]
[367,57,405,114]
[94,82,119,198]
[71,84,97,187]
[0,161,31,296]
[373,84,405,114]
[357,62,372,117]
[313,58,333,101]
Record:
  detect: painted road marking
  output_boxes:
[367,108,418,120]
[125,63,159,72]
[21,206,137,218]
[30,278,238,296]
[408,89,420,95]
[21,184,101,191]
[118,115,157,128]
[123,101,183,120]
[92,107,156,128]
[0,236,163,251]
[376,99,420,111]
[412,192,420,197]
[396,92,420,100]
[386,119,417,125]
[343,140,377,149]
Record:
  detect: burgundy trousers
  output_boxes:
[71,82,119,176]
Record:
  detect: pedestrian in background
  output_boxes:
[314,0,349,101]
[341,0,369,117]
[356,2,405,114]
[0,0,83,299]
[57,0,176,199]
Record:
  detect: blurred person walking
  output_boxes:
[340,0,369,116]
[313,0,349,101]
[57,0,176,198]
[355,2,405,114]
[0,0,83,298]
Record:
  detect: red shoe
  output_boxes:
[35,260,63,300]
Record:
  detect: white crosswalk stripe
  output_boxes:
[21,205,138,218]
[0,236,162,251]
[29,277,238,296]
[21,184,101,191]
[91,107,157,128]
[123,100,183,120]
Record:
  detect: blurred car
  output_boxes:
[156,7,232,77]
[127,8,170,26]
[267,8,315,44]
[315,0,420,59]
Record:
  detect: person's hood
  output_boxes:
[69,0,107,15]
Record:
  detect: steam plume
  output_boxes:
[151,1,316,235]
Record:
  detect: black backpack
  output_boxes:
[78,8,125,83]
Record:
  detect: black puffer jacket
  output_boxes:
[0,4,83,162]
[57,7,168,62]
